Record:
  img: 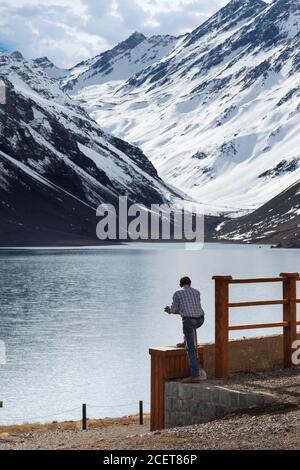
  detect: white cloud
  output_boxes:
[0,0,270,67]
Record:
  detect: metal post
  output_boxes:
[139,400,143,425]
[82,403,87,430]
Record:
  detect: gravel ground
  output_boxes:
[0,369,299,450]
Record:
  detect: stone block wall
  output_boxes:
[164,381,274,429]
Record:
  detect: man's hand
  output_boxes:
[164,306,171,314]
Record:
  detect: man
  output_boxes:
[165,276,207,383]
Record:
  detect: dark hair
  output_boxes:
[180,276,191,287]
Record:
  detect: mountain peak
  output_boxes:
[121,31,146,48]
[129,31,146,40]
[63,30,176,93]
[229,0,265,5]
[221,0,266,15]
[10,51,23,59]
[101,31,146,58]
[186,0,266,46]
[35,56,50,62]
[34,56,53,66]
[33,56,69,79]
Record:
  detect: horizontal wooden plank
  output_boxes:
[229,278,284,284]
[212,276,233,280]
[149,347,202,357]
[228,321,288,331]
[280,273,300,279]
[228,300,288,308]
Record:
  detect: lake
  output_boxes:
[0,243,299,424]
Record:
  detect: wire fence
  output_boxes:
[0,400,150,428]
[1,407,80,422]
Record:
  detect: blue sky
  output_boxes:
[0,0,269,67]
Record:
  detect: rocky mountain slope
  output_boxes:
[0,52,181,246]
[3,0,300,247]
[33,56,69,80]
[60,31,177,100]
[64,0,300,217]
[215,179,300,247]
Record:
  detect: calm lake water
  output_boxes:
[0,243,299,424]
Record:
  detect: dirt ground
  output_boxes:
[0,369,299,450]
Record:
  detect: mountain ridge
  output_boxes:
[216,178,300,247]
[3,0,300,246]
[61,31,177,95]
[0,52,182,246]
[63,0,300,219]
[33,56,69,79]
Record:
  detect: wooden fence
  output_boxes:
[149,272,300,431]
[213,272,300,379]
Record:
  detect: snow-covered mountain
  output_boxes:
[61,32,177,99]
[216,179,300,247]
[66,0,300,216]
[33,56,69,80]
[0,52,181,245]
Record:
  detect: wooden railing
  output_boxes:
[213,272,300,379]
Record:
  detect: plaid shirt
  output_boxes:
[170,286,205,318]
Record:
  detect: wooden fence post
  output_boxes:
[280,272,299,368]
[149,346,204,431]
[213,276,232,379]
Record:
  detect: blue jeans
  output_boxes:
[182,317,204,376]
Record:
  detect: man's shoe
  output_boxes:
[181,369,207,383]
[181,375,205,383]
[199,369,208,380]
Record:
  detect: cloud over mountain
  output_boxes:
[0,0,232,67]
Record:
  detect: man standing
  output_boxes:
[165,276,207,383]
